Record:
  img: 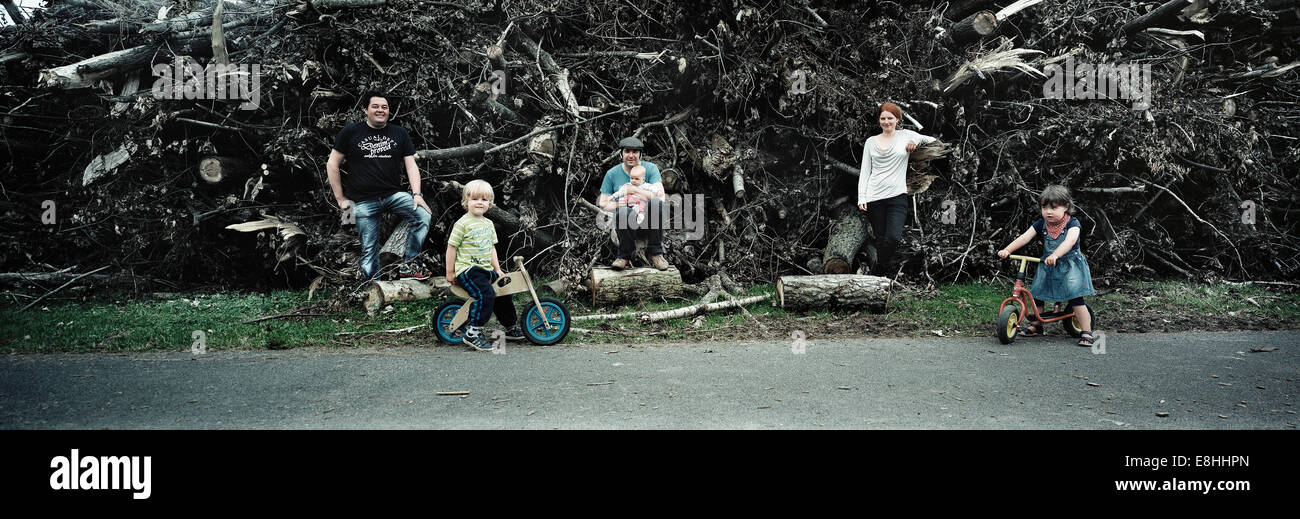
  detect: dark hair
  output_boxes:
[361,91,389,109]
[1039,185,1075,213]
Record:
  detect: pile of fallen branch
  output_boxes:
[1,0,1296,305]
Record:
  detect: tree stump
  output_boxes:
[775,275,891,311]
[364,278,452,316]
[590,266,682,305]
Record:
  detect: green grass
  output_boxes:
[2,280,1296,353]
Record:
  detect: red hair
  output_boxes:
[879,102,903,121]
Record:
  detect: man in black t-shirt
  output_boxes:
[326,92,433,281]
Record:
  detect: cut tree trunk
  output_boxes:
[378,220,410,265]
[822,208,868,274]
[198,156,248,185]
[39,45,154,89]
[364,278,451,316]
[775,275,892,311]
[590,266,683,305]
[950,10,999,47]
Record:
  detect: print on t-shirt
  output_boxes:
[358,135,397,158]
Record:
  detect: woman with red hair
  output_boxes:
[856,102,936,278]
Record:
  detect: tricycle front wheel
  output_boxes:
[997,305,1020,344]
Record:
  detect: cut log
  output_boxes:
[198,156,248,185]
[731,165,745,198]
[82,143,137,186]
[589,266,683,305]
[822,209,868,274]
[950,10,999,47]
[0,272,113,286]
[39,45,154,89]
[775,275,892,311]
[378,220,410,265]
[364,278,452,316]
[660,167,681,192]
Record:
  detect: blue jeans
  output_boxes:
[456,266,517,328]
[353,191,431,281]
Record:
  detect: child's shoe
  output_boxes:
[503,325,526,341]
[463,327,494,351]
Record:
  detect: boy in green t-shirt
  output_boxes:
[445,180,522,350]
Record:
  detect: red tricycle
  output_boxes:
[996,254,1095,344]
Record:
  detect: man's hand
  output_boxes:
[337,198,352,211]
[446,272,457,285]
[997,249,1010,259]
[858,203,868,212]
[495,268,507,280]
[412,194,432,214]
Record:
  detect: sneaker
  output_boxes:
[610,258,630,270]
[503,325,525,341]
[464,329,493,351]
[650,255,670,271]
[399,264,431,281]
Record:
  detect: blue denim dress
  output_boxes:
[1030,218,1095,302]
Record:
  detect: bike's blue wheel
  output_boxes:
[433,300,465,344]
[522,297,570,345]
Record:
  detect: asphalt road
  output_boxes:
[1,331,1296,429]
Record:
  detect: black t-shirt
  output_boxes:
[332,122,416,202]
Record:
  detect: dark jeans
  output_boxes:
[866,193,909,276]
[455,266,517,328]
[614,198,665,259]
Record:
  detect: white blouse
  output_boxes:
[857,129,935,205]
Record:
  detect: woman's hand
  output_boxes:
[1045,254,1059,267]
[997,249,1010,259]
[905,141,917,152]
[858,203,868,212]
[446,272,457,286]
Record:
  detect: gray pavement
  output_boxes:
[1,331,1296,429]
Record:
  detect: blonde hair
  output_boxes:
[461,179,494,210]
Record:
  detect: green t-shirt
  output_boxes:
[448,213,497,275]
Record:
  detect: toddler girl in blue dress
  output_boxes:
[997,185,1097,346]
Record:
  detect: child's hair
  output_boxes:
[629,164,646,179]
[461,179,494,210]
[1039,184,1074,213]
